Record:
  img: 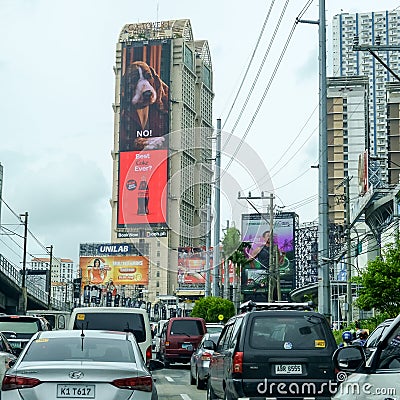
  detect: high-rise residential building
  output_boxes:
[110,19,214,302]
[326,76,369,224]
[332,10,400,185]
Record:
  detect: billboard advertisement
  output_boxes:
[241,212,296,299]
[177,247,234,286]
[80,256,149,286]
[118,40,171,227]
[118,150,168,225]
[178,247,209,285]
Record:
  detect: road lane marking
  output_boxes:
[165,376,174,382]
[180,395,191,400]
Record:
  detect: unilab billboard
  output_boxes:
[80,256,149,286]
[241,212,296,298]
[118,40,171,227]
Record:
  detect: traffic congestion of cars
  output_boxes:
[0,304,400,399]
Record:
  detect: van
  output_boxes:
[159,317,207,367]
[26,310,70,330]
[68,307,152,363]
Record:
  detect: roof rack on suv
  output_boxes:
[239,300,314,312]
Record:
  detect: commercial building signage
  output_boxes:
[79,243,138,256]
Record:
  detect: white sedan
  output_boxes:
[1,329,163,400]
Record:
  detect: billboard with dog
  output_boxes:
[118,40,171,226]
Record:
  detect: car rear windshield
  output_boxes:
[249,315,329,350]
[73,313,146,343]
[0,319,41,334]
[22,337,136,363]
[170,320,204,336]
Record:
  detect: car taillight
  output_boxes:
[146,345,152,362]
[2,375,42,391]
[112,376,153,392]
[165,341,170,347]
[233,351,243,374]
[201,351,212,361]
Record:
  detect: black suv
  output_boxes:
[207,301,337,399]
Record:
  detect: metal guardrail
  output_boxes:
[0,254,69,311]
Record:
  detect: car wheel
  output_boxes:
[196,371,206,390]
[190,368,196,385]
[207,380,218,399]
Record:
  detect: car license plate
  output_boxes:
[275,364,302,374]
[182,342,193,350]
[57,384,95,398]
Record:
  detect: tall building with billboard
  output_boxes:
[110,19,214,303]
[332,10,400,185]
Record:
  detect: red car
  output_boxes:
[159,317,207,367]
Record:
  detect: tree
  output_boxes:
[354,237,400,317]
[191,296,235,323]
[222,227,252,308]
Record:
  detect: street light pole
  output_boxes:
[47,245,53,309]
[20,212,28,315]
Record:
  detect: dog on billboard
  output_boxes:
[120,61,169,151]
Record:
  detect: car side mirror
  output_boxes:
[203,340,216,351]
[148,359,165,371]
[8,359,16,368]
[333,345,366,372]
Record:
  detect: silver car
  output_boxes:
[190,332,220,390]
[1,329,163,400]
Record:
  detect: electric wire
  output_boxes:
[221,0,277,133]
[221,0,315,178]
[222,0,289,150]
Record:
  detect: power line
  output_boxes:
[222,0,289,150]
[221,0,277,132]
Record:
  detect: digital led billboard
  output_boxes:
[118,150,168,225]
[118,40,171,227]
[241,212,296,299]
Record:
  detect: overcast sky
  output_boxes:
[0,0,399,267]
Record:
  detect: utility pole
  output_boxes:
[212,119,221,297]
[205,197,211,297]
[47,245,53,309]
[268,194,275,302]
[224,220,230,299]
[298,0,330,319]
[20,212,28,315]
[317,0,330,319]
[345,178,353,325]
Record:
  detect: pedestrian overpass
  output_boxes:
[0,254,69,314]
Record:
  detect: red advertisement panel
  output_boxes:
[118,150,167,226]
